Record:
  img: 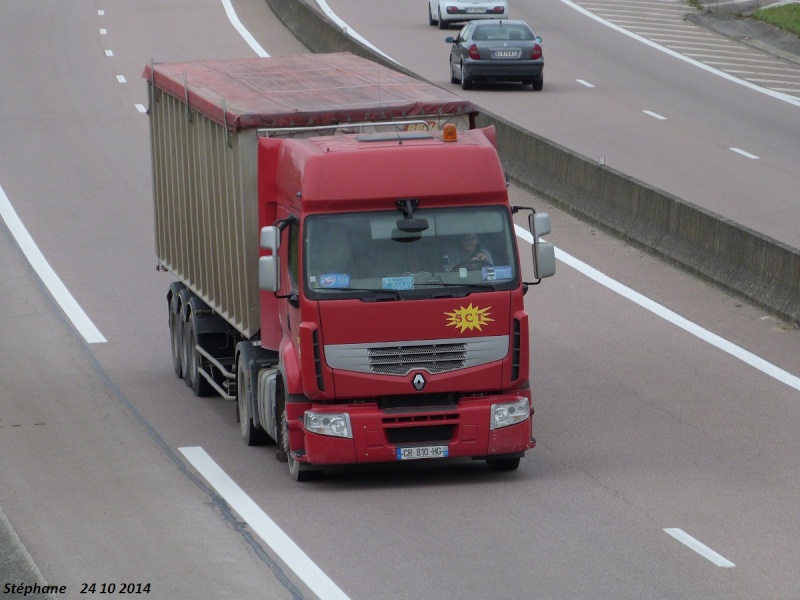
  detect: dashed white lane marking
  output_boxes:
[664,528,736,567]
[730,147,760,159]
[643,110,667,120]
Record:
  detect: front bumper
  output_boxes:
[292,393,535,466]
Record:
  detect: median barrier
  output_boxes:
[265,0,800,325]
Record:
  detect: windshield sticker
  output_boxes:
[482,266,513,281]
[382,276,414,290]
[445,303,493,333]
[319,274,350,288]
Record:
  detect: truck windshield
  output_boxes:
[304,206,518,300]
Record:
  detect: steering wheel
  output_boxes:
[451,258,492,271]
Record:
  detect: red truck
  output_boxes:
[144,53,555,480]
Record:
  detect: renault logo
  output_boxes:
[412,373,426,391]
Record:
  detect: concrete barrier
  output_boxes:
[265,0,800,325]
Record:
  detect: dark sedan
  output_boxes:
[446,19,544,90]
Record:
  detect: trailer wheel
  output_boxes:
[184,316,214,396]
[282,411,323,482]
[485,457,521,471]
[237,359,268,446]
[169,295,183,378]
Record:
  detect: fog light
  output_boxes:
[490,398,530,430]
[304,411,353,438]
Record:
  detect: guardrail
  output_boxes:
[265,0,800,325]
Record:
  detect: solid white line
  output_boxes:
[514,225,800,393]
[0,185,106,343]
[179,447,351,600]
[220,0,269,57]
[664,528,736,567]
[730,147,760,159]
[313,0,399,64]
[556,0,800,108]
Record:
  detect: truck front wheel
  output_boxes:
[486,457,521,471]
[169,295,183,378]
[282,411,323,482]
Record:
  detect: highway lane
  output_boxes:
[324,0,800,250]
[2,0,800,598]
[0,1,313,598]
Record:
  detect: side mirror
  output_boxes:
[528,213,556,279]
[260,226,280,252]
[259,256,280,292]
[530,212,551,238]
[533,241,556,279]
[259,226,281,291]
[445,36,455,43]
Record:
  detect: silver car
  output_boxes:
[446,19,544,90]
[428,0,509,30]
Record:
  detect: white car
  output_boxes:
[428,0,509,30]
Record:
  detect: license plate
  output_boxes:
[466,7,485,12]
[396,445,449,460]
[493,50,520,58]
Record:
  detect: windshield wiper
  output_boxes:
[328,287,401,301]
[413,281,498,291]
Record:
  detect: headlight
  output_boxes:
[490,397,530,430]
[304,411,353,438]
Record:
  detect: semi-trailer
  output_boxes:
[144,52,555,480]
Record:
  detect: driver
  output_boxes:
[445,233,493,270]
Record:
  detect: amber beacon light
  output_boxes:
[443,123,458,142]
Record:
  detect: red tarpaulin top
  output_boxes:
[142,53,477,132]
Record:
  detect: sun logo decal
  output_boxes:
[445,303,493,333]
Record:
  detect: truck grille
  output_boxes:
[368,343,466,375]
[324,335,508,376]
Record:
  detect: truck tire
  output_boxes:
[184,315,214,396]
[237,358,268,446]
[282,411,323,482]
[486,457,521,471]
[169,294,183,378]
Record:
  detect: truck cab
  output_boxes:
[256,125,554,479]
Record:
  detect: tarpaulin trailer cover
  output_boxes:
[143,52,476,131]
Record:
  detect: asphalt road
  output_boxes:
[1,0,799,599]
[328,0,800,251]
